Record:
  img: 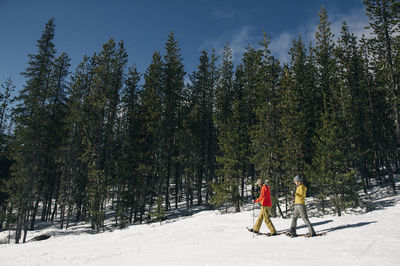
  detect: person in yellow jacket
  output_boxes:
[289,175,316,237]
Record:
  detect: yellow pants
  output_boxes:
[253,206,276,234]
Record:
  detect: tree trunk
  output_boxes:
[334,194,342,217]
[198,156,203,206]
[22,207,31,243]
[5,206,13,231]
[360,164,369,195]
[388,172,397,194]
[15,210,23,244]
[277,199,285,218]
[165,155,171,211]
[45,192,52,222]
[30,199,40,230]
[76,197,82,222]
[139,203,145,224]
[41,198,47,222]
[241,174,245,199]
[15,221,21,244]
[134,206,138,223]
[51,180,61,221]
[129,206,134,224]
[60,203,66,229]
[0,205,6,230]
[190,183,194,208]
[185,178,190,216]
[82,206,87,222]
[175,162,180,209]
[66,204,72,229]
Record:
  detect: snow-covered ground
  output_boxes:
[1,187,400,266]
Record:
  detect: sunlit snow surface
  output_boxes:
[1,186,399,266]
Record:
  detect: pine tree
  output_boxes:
[279,37,316,212]
[117,66,141,227]
[205,49,219,206]
[79,38,128,232]
[334,22,368,202]
[62,55,96,224]
[280,38,306,201]
[0,78,15,134]
[0,78,15,231]
[213,44,264,213]
[178,90,196,214]
[363,0,399,193]
[149,195,165,223]
[212,47,248,212]
[364,0,400,136]
[9,18,59,243]
[161,32,185,210]
[213,97,245,212]
[185,50,218,208]
[39,52,70,225]
[312,7,358,215]
[250,35,283,217]
[312,6,336,213]
[215,44,234,137]
[141,52,164,221]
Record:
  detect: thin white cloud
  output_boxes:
[200,25,257,63]
[270,7,371,63]
[230,26,257,61]
[305,7,371,45]
[201,7,372,64]
[329,7,372,40]
[212,9,243,22]
[269,31,294,64]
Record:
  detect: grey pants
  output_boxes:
[291,204,316,235]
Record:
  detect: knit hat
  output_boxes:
[293,175,303,182]
[255,179,263,186]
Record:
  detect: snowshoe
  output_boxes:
[285,232,297,238]
[246,227,259,234]
[304,232,327,238]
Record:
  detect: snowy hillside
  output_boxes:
[1,188,400,266]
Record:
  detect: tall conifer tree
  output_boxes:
[363,0,399,193]
[9,18,59,242]
[141,52,164,220]
[161,32,185,210]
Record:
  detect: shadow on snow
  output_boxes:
[320,221,377,233]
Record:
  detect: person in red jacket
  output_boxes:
[249,179,277,235]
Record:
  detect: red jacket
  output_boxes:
[255,184,272,207]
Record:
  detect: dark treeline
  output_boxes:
[0,1,399,243]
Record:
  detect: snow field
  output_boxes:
[1,194,400,266]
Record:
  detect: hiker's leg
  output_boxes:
[299,204,316,235]
[290,205,300,234]
[263,206,276,234]
[253,207,263,232]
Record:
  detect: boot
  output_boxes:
[288,227,297,237]
[306,229,316,237]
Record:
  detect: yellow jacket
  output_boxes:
[294,184,307,205]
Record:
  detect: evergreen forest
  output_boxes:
[0,1,399,243]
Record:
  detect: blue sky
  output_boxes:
[0,0,370,92]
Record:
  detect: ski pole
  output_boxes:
[252,201,255,238]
